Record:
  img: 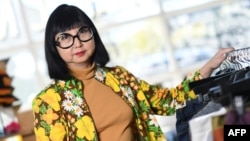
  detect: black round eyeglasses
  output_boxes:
[55,26,94,49]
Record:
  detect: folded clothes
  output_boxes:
[0,75,12,87]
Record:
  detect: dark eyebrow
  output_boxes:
[56,26,90,39]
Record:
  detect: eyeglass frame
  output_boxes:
[54,26,94,49]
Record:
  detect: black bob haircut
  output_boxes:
[44,4,110,80]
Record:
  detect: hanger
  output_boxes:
[191,68,244,102]
[233,96,244,116]
[195,68,250,104]
[191,47,250,103]
[208,77,250,115]
[219,47,250,71]
[189,71,232,89]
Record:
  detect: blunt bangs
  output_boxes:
[52,5,92,34]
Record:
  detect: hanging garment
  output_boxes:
[209,76,250,126]
[175,98,206,141]
[192,101,223,119]
[0,69,17,106]
[176,47,250,141]
[219,47,250,72]
[175,67,244,141]
[211,114,225,141]
[189,107,227,141]
[213,75,250,107]
[190,67,250,104]
[225,108,250,125]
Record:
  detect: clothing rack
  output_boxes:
[219,47,250,71]
[187,70,250,141]
[179,47,250,141]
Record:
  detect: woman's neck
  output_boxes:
[67,62,93,70]
[69,63,95,80]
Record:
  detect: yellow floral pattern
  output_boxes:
[50,123,66,141]
[42,108,59,124]
[32,66,202,141]
[75,116,95,140]
[34,127,49,141]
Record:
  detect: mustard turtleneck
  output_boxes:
[69,63,134,141]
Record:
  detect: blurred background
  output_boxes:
[1,0,250,104]
[2,0,250,104]
[1,0,250,140]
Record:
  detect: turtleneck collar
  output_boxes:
[69,63,96,81]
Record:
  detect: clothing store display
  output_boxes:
[175,47,250,141]
[189,108,227,141]
[155,114,177,141]
[191,68,250,104]
[219,47,250,71]
[211,114,225,141]
[192,101,222,119]
[175,98,206,141]
[0,59,20,137]
[225,109,250,125]
[165,130,177,141]
[0,63,17,106]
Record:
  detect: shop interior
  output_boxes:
[0,0,250,140]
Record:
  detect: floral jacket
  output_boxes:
[32,66,202,141]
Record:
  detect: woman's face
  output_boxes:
[55,26,95,68]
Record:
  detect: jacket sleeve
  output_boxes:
[136,69,202,116]
[106,66,202,116]
[32,88,67,141]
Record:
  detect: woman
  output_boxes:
[32,4,234,141]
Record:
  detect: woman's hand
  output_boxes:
[200,47,235,78]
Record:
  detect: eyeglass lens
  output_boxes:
[56,26,93,49]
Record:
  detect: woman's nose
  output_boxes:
[73,36,83,48]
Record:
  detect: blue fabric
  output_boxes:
[165,130,177,141]
[175,98,206,141]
